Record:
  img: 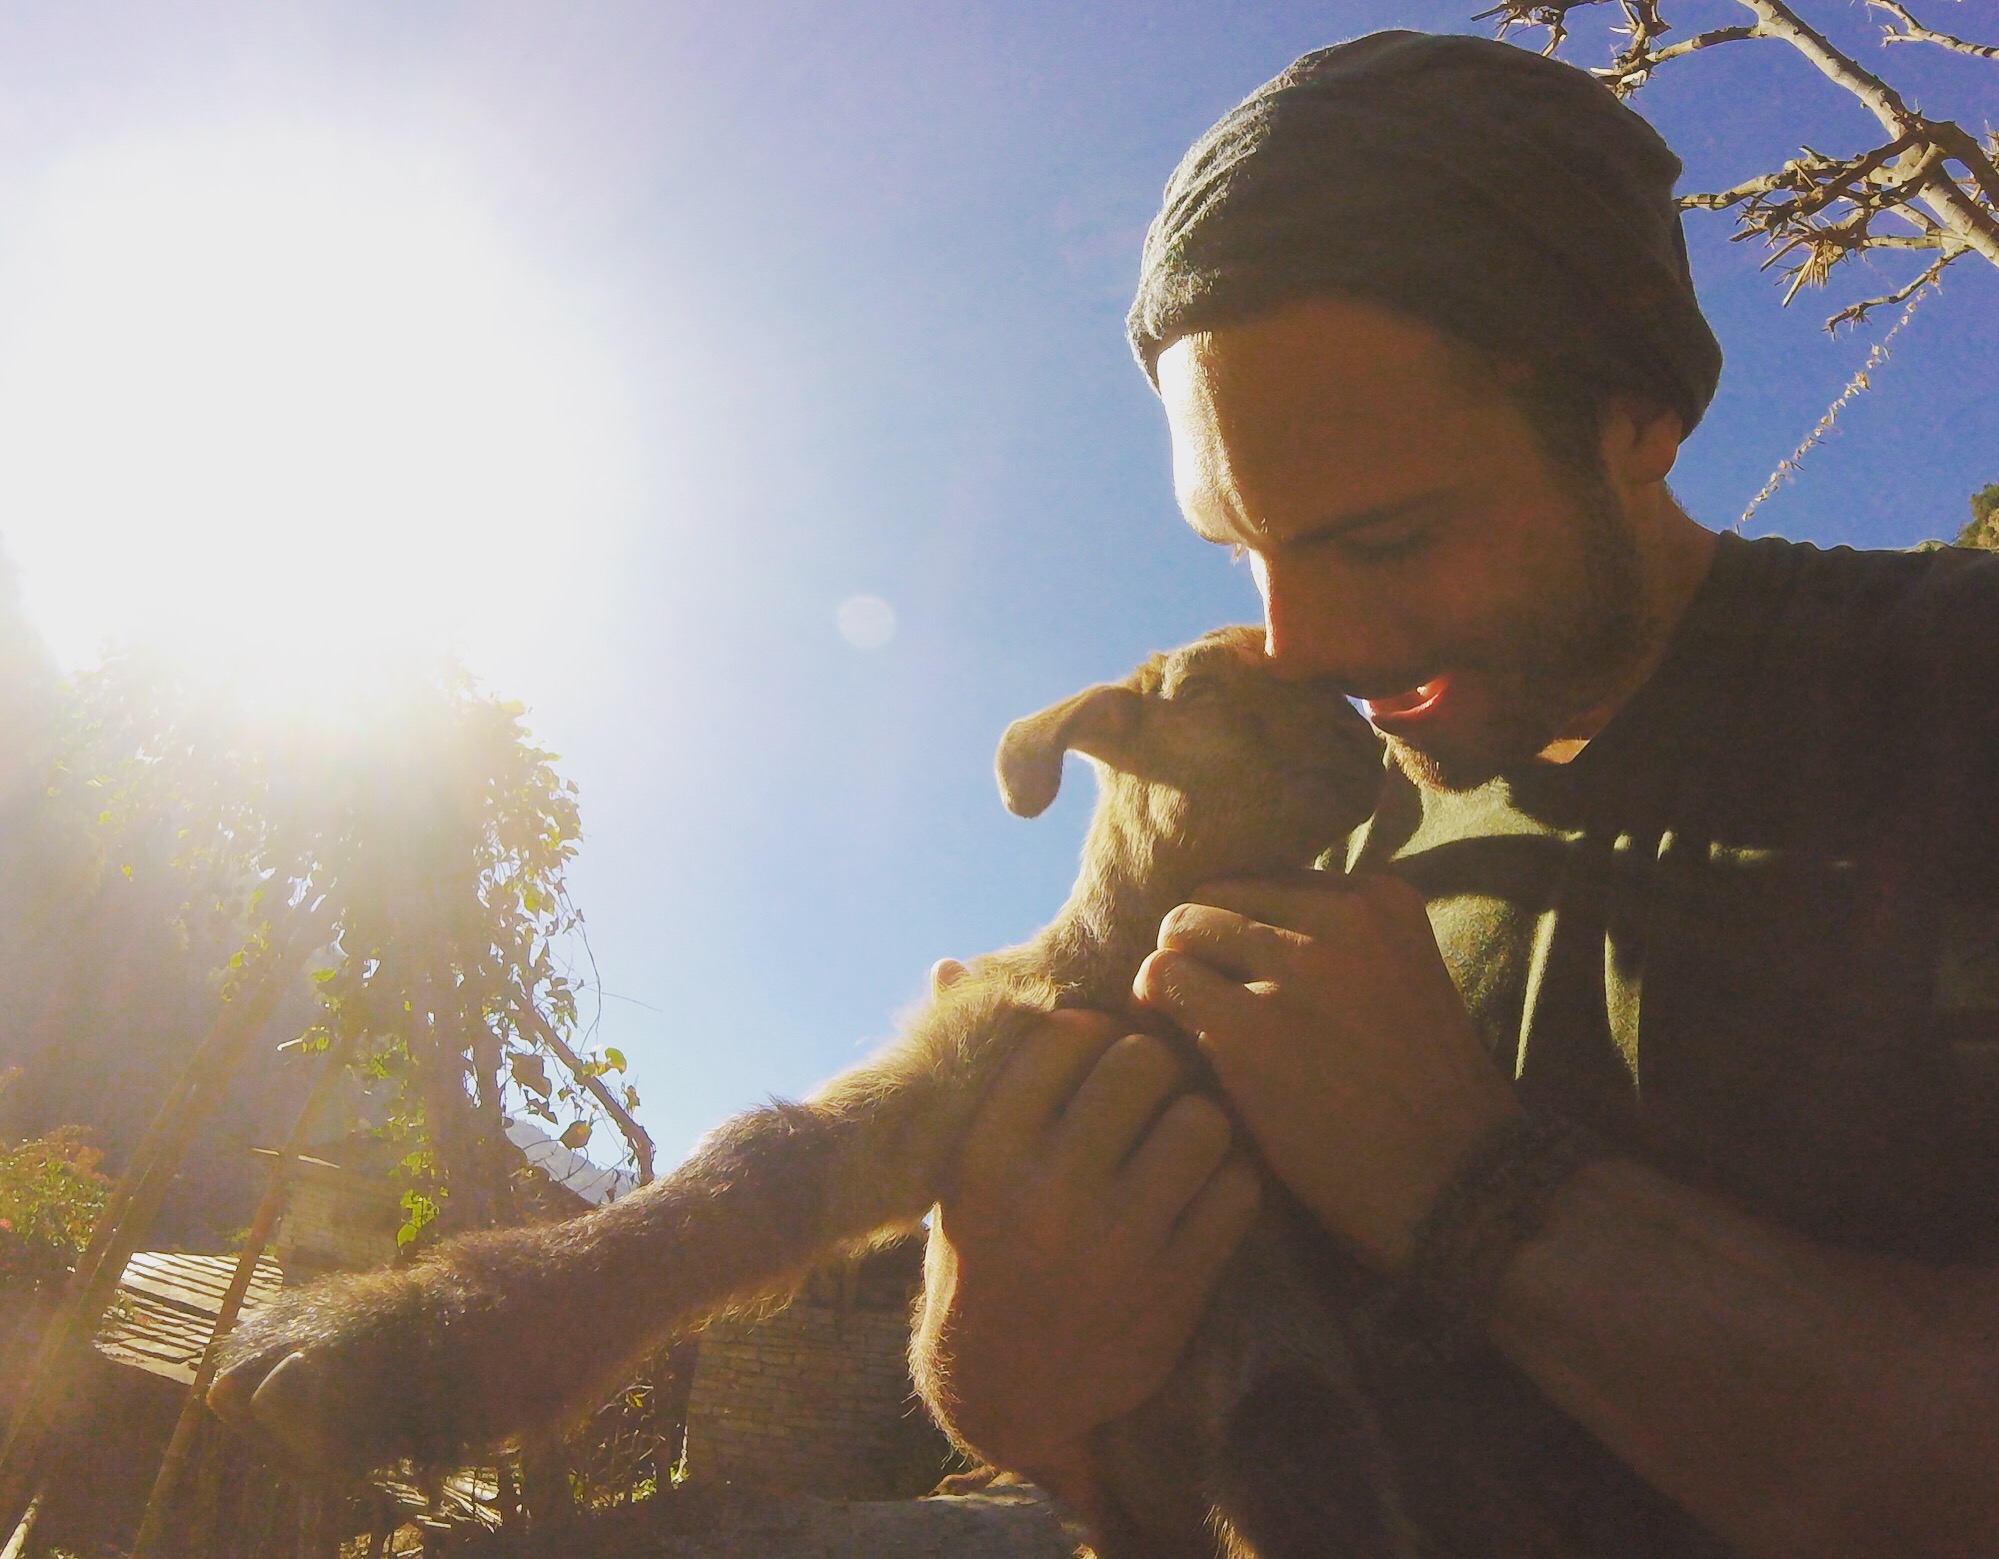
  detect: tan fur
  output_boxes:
[211,627,1402,1555]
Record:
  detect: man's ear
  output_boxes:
[1601,397,1684,487]
[995,684,1143,818]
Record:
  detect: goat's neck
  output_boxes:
[1028,822,1212,1011]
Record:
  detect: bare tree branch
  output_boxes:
[1732,0,1999,266]
[1868,0,1999,59]
[1678,133,1961,303]
[1630,25,1763,65]
[1599,24,1763,91]
[1488,0,1999,298]
[514,1001,656,1186]
[1823,246,1963,330]
[1926,120,1999,208]
[1471,0,1992,504]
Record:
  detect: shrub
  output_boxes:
[0,1124,113,1287]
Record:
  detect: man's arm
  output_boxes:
[1137,873,1999,1559]
[1491,1157,1999,1558]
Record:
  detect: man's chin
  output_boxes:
[1384,731,1511,793]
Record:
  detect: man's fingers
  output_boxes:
[961,1009,1125,1179]
[1131,947,1262,1037]
[1157,1156,1262,1303]
[1155,902,1308,983]
[1186,873,1357,937]
[1050,1033,1190,1188]
[1115,1093,1235,1245]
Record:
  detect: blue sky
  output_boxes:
[1,0,1993,1162]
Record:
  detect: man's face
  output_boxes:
[1158,296,1644,791]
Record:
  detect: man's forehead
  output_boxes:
[1156,301,1500,537]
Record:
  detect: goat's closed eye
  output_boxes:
[1169,673,1226,702]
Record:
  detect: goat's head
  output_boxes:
[995,626,1384,891]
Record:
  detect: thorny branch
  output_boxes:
[1476,0,1999,325]
[1823,246,1957,328]
[1868,0,1999,59]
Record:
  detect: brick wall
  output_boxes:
[267,1155,399,1279]
[681,1244,951,1499]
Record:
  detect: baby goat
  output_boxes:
[211,625,1403,1557]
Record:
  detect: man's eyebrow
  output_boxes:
[1196,487,1464,549]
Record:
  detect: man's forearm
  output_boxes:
[1489,1157,1999,1559]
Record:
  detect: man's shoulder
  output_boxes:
[1725,531,1999,609]
[1715,533,1999,689]
[1657,534,1999,865]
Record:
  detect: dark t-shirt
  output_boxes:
[1330,533,1999,1555]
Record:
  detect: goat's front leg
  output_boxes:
[208,1013,1026,1474]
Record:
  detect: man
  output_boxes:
[911,32,1999,1558]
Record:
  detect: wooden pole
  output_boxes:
[129,1030,354,1559]
[0,1489,40,1559]
[0,912,318,1528]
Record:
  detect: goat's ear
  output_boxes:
[995,683,1143,818]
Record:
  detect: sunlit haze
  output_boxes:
[0,2,1990,1165]
[0,130,633,691]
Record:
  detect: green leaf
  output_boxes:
[397,1187,439,1248]
[603,1047,626,1072]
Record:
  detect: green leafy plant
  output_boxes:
[0,1125,113,1287]
[53,653,654,1249]
[1961,483,1999,549]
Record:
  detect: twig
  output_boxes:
[1736,277,1936,531]
[1472,0,1604,51]
[1599,24,1762,91]
[1825,246,1961,329]
[1868,0,1999,59]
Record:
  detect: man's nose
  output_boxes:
[1254,554,1416,687]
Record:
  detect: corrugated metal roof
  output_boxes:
[93,1251,285,1385]
[504,1118,636,1207]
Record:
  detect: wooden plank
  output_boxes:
[92,1253,285,1385]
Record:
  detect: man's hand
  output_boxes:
[1132,872,1518,1274]
[911,1008,1260,1496]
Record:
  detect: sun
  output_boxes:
[0,129,633,695]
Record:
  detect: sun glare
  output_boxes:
[0,130,633,698]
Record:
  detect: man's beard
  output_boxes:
[1387,477,1646,793]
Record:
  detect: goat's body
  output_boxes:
[214,628,1405,1556]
